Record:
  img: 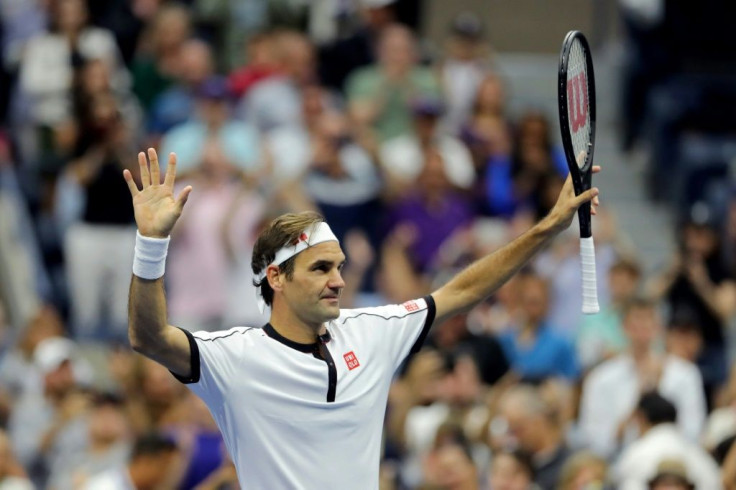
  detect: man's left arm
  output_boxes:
[431,171,599,325]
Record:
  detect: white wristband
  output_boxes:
[132,231,170,280]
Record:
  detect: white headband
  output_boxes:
[256,222,339,313]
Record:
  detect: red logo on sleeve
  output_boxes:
[343,351,360,370]
[402,300,419,312]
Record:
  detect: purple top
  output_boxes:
[386,192,474,272]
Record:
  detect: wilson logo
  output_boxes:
[567,71,588,133]
[343,351,360,370]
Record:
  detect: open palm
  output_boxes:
[123,148,192,238]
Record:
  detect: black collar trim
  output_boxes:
[263,323,330,353]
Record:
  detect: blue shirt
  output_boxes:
[498,323,580,381]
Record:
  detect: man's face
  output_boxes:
[624,307,659,349]
[280,242,346,326]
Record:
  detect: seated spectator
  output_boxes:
[48,393,132,489]
[347,24,441,143]
[497,384,573,490]
[82,432,179,490]
[380,97,475,191]
[488,449,536,490]
[8,336,93,487]
[613,392,721,490]
[159,76,261,177]
[580,298,706,458]
[577,258,642,370]
[497,272,580,382]
[420,438,479,490]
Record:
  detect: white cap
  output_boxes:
[34,337,75,375]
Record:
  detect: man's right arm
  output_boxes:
[128,276,191,378]
[123,148,193,376]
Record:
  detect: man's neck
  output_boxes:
[269,304,326,344]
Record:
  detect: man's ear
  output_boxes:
[267,265,284,292]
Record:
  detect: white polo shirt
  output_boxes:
[173,296,436,489]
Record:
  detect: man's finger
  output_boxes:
[575,187,599,208]
[163,152,177,187]
[123,169,139,196]
[138,152,150,188]
[148,148,160,186]
[592,165,601,174]
[176,185,192,212]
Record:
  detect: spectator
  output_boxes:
[166,138,264,331]
[487,449,536,490]
[19,0,129,139]
[0,429,33,490]
[62,92,137,340]
[497,384,573,490]
[480,111,568,219]
[147,38,216,138]
[318,0,399,92]
[577,257,642,370]
[48,393,132,489]
[228,32,279,99]
[439,11,494,135]
[613,392,721,490]
[347,24,441,142]
[580,298,706,458]
[557,451,608,490]
[421,439,480,490]
[648,213,736,406]
[497,272,579,382]
[380,96,475,192]
[460,74,511,172]
[382,147,475,277]
[159,76,261,177]
[647,460,696,490]
[131,3,191,111]
[239,30,317,133]
[82,432,179,490]
[7,336,92,487]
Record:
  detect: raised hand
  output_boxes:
[548,164,601,232]
[123,148,192,238]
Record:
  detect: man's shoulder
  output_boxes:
[191,326,262,343]
[334,298,431,326]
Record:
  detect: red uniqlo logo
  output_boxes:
[402,301,419,312]
[343,351,360,370]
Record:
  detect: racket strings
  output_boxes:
[566,41,591,168]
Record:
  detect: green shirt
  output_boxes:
[346,65,441,142]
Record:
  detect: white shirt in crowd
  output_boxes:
[81,466,134,490]
[175,297,435,489]
[614,423,722,490]
[380,133,475,189]
[580,354,706,458]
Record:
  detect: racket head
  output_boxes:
[558,30,596,194]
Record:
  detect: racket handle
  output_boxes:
[580,236,600,314]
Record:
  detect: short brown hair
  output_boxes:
[622,296,657,321]
[251,211,326,307]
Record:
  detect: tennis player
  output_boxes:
[123,148,599,489]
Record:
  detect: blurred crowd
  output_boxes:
[1,0,736,489]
